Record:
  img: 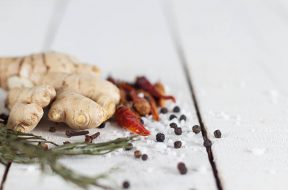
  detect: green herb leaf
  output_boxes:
[0,124,137,189]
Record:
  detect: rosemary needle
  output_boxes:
[0,124,137,189]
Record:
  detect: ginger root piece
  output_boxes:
[0,52,100,89]
[0,52,120,132]
[7,85,56,132]
[43,73,120,129]
[7,85,56,109]
[48,90,107,130]
[7,103,43,132]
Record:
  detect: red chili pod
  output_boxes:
[115,105,150,136]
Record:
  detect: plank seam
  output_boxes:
[43,0,70,51]
[0,162,12,190]
[160,1,223,189]
[0,1,70,189]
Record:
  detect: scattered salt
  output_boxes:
[248,148,266,155]
[198,166,208,174]
[268,89,279,104]
[267,169,276,175]
[155,143,167,150]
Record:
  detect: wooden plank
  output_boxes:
[172,0,288,189]
[5,0,217,190]
[0,0,58,56]
[0,0,58,185]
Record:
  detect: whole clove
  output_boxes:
[66,130,89,138]
[124,143,133,151]
[85,132,100,143]
[134,150,142,158]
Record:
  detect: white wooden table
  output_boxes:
[0,0,287,189]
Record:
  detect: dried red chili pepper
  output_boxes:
[154,81,166,107]
[135,76,176,102]
[130,90,150,116]
[143,91,160,121]
[115,105,150,136]
[119,83,151,116]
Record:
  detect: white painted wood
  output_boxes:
[0,0,58,56]
[4,0,217,190]
[172,0,288,189]
[0,0,57,180]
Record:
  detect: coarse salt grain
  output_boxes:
[198,166,208,174]
[167,139,174,147]
[146,167,154,173]
[248,148,266,156]
[155,143,167,150]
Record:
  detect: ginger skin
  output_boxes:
[7,85,56,132]
[0,52,120,132]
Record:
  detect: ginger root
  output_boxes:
[0,52,120,132]
[7,85,56,132]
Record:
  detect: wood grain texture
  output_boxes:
[3,0,217,190]
[0,0,57,56]
[0,0,57,184]
[172,0,288,189]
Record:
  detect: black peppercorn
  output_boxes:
[140,118,144,124]
[174,127,182,135]
[141,154,148,161]
[169,122,177,129]
[192,125,201,134]
[177,162,187,175]
[156,133,165,142]
[160,107,168,114]
[174,141,182,149]
[173,106,181,113]
[122,181,130,189]
[98,122,106,129]
[203,139,212,147]
[169,114,177,120]
[214,129,222,138]
[179,114,186,122]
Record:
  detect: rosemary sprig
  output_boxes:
[0,124,137,189]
